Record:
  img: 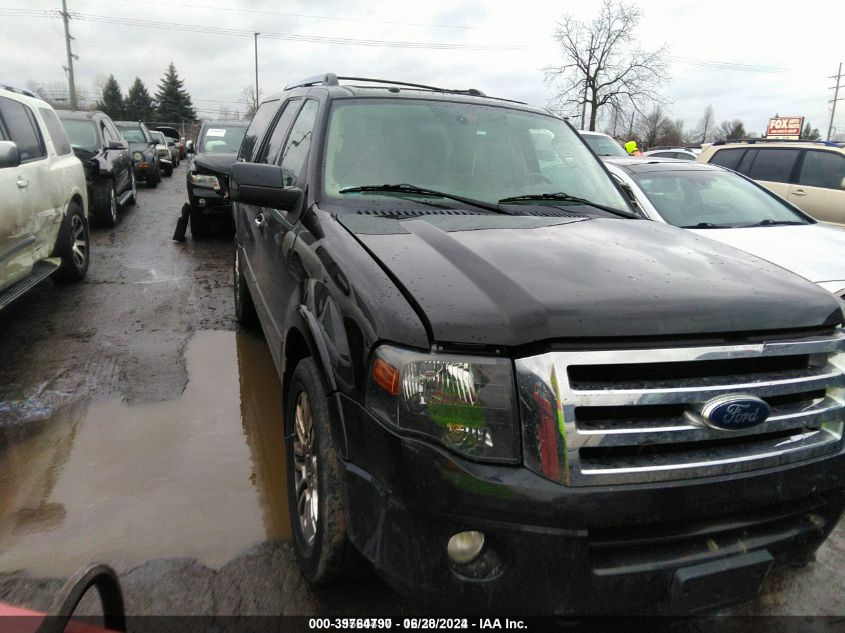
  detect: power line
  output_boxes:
[0,8,520,51]
[103,0,476,31]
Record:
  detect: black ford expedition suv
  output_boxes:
[230,74,845,615]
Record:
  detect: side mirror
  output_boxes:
[186,140,194,154]
[0,141,21,169]
[107,140,124,151]
[841,177,845,190]
[230,162,303,211]
[148,140,157,148]
[168,140,175,146]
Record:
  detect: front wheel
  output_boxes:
[233,245,258,327]
[126,170,137,206]
[164,164,173,177]
[189,209,210,238]
[147,174,158,189]
[53,202,90,282]
[286,358,353,585]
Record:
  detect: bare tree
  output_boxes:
[714,119,746,142]
[242,85,263,119]
[636,105,669,148]
[545,0,669,131]
[695,105,715,143]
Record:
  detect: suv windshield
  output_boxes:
[323,99,628,209]
[581,134,628,157]
[151,131,167,145]
[631,169,809,227]
[61,119,98,151]
[198,125,247,153]
[116,124,147,143]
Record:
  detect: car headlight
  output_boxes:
[158,148,170,158]
[366,345,519,462]
[190,173,220,189]
[133,151,143,161]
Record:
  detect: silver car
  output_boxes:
[604,156,845,297]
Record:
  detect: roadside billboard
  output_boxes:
[766,116,803,139]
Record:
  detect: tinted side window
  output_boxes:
[799,151,845,190]
[747,149,799,183]
[708,148,744,170]
[104,119,121,144]
[0,97,46,161]
[239,99,279,161]
[258,99,300,164]
[279,100,319,187]
[40,108,72,155]
[736,149,757,175]
[101,122,115,145]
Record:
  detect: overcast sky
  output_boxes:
[2,0,844,137]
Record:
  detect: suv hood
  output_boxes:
[193,152,237,175]
[339,214,842,346]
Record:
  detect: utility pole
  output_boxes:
[828,62,843,141]
[254,32,260,113]
[60,0,77,109]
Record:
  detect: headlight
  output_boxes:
[190,173,220,189]
[132,151,143,161]
[158,148,170,158]
[367,345,519,462]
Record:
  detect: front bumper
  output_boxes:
[341,397,845,614]
[133,160,158,180]
[187,184,231,215]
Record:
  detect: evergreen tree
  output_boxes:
[97,75,124,118]
[124,77,156,121]
[154,63,196,123]
[800,121,821,140]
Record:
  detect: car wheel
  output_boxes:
[286,358,353,585]
[164,164,173,177]
[101,182,118,227]
[127,170,137,206]
[147,174,158,189]
[53,202,90,282]
[189,209,210,238]
[233,244,258,327]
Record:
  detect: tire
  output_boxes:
[189,209,210,238]
[126,170,137,206]
[147,173,158,189]
[97,181,118,227]
[286,358,353,585]
[53,202,90,282]
[233,244,258,327]
[164,164,173,177]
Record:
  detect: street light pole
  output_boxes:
[254,32,260,113]
[828,61,842,141]
[61,0,77,109]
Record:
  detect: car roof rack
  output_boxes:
[712,138,844,148]
[282,73,526,104]
[0,84,38,98]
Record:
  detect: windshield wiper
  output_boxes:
[339,184,505,214]
[680,222,732,229]
[737,219,806,228]
[497,192,638,219]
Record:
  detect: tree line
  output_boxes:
[97,63,197,123]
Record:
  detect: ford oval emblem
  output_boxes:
[701,395,771,431]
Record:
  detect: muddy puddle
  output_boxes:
[0,330,291,576]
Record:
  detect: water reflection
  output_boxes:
[0,330,291,576]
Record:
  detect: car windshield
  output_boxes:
[630,169,809,227]
[60,119,98,151]
[116,125,147,143]
[151,132,166,145]
[323,99,629,209]
[581,134,628,157]
[198,125,247,153]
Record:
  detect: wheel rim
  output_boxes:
[109,186,117,221]
[70,215,87,268]
[293,391,318,546]
[234,249,242,307]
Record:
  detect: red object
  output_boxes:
[0,603,117,633]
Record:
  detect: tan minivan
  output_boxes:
[698,140,845,225]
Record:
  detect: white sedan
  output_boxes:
[604,156,845,297]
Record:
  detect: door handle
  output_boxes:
[792,189,807,196]
[254,213,266,229]
[16,177,28,189]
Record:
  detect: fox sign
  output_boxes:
[767,116,804,139]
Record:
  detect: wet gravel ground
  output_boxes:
[0,164,842,623]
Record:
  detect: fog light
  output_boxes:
[197,198,207,207]
[447,531,485,564]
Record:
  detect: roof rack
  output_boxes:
[282,73,527,103]
[0,84,37,98]
[713,138,844,148]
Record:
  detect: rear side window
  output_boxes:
[279,100,319,188]
[0,96,46,162]
[239,99,279,162]
[39,108,72,155]
[798,150,845,190]
[708,148,744,170]
[747,148,799,183]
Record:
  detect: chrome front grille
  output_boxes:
[515,331,845,486]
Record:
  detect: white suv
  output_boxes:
[0,86,90,310]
